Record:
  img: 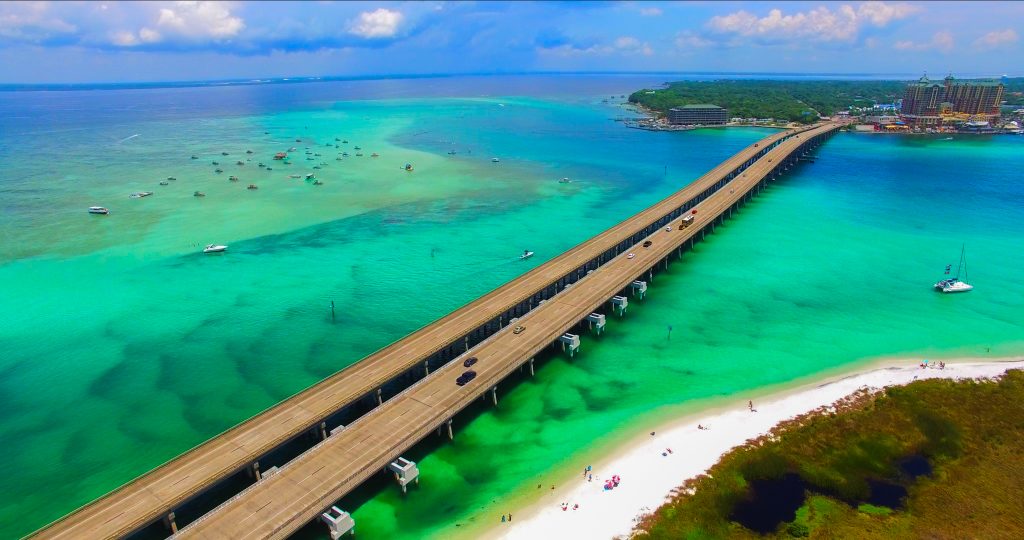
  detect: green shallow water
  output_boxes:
[1,79,1022,538]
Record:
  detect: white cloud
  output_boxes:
[348,8,403,39]
[155,1,244,39]
[973,28,1019,49]
[0,1,77,40]
[708,1,918,43]
[110,30,139,47]
[894,30,954,52]
[675,31,713,49]
[614,35,653,56]
[640,7,662,17]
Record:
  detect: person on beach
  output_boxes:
[509,513,512,522]
[501,515,506,523]
[588,474,593,482]
[748,400,753,411]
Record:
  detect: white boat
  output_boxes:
[203,244,228,253]
[88,206,109,215]
[520,250,534,260]
[129,191,154,198]
[491,158,500,163]
[935,244,973,293]
[558,177,571,183]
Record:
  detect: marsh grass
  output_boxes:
[634,370,1024,539]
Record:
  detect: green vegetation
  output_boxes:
[634,369,1024,539]
[629,78,1024,123]
[629,80,906,124]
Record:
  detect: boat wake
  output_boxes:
[118,133,141,144]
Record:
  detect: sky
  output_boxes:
[0,1,1021,84]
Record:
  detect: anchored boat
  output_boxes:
[88,206,109,215]
[935,244,973,293]
[203,244,227,253]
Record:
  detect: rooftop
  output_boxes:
[670,104,724,110]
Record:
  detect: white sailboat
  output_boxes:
[934,244,973,293]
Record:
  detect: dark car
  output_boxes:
[642,240,653,248]
[463,356,478,368]
[456,370,478,386]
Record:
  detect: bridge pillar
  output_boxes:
[491,386,498,406]
[447,418,454,440]
[424,360,430,377]
[320,421,328,440]
[376,388,383,406]
[247,460,262,481]
[163,512,178,534]
[464,335,469,351]
[529,357,535,376]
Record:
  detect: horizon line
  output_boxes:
[1,69,1017,92]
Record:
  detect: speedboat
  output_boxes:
[491,158,500,163]
[229,175,239,181]
[520,250,534,260]
[88,206,109,215]
[247,184,258,190]
[404,164,413,171]
[371,153,379,158]
[558,177,571,183]
[159,181,170,186]
[203,244,227,253]
[289,174,302,178]
[167,176,177,181]
[313,180,324,185]
[193,191,205,197]
[129,191,154,198]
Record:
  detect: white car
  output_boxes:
[627,252,635,259]
[665,226,672,232]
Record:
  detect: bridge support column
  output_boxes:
[320,422,328,440]
[376,388,383,406]
[424,360,430,377]
[447,419,454,440]
[464,335,469,352]
[491,387,498,406]
[247,461,262,481]
[529,357,535,376]
[163,512,178,534]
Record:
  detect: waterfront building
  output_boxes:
[668,104,727,125]
[900,74,1004,128]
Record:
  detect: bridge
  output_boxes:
[32,122,840,540]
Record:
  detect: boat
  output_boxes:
[404,163,413,171]
[215,168,223,174]
[159,181,170,186]
[191,155,198,160]
[447,150,457,155]
[354,146,361,150]
[193,191,205,197]
[203,244,227,253]
[355,153,363,157]
[273,152,287,160]
[935,244,973,293]
[313,180,323,185]
[236,160,244,165]
[246,150,254,154]
[167,176,177,181]
[229,175,239,181]
[371,153,379,158]
[221,152,229,156]
[88,206,109,215]
[289,174,302,178]
[342,140,348,144]
[558,177,571,183]
[247,184,258,190]
[129,191,154,198]
[305,173,316,180]
[212,161,219,165]
[941,137,954,141]
[491,158,500,163]
[520,250,534,260]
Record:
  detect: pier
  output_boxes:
[31,122,839,540]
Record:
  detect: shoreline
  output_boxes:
[479,356,1024,540]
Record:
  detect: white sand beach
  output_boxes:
[492,358,1024,540]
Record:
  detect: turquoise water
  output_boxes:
[317,131,1024,540]
[1,77,1022,538]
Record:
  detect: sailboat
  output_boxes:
[934,244,973,293]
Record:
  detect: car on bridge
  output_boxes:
[463,356,478,368]
[456,370,477,386]
[642,240,653,248]
[513,325,526,334]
